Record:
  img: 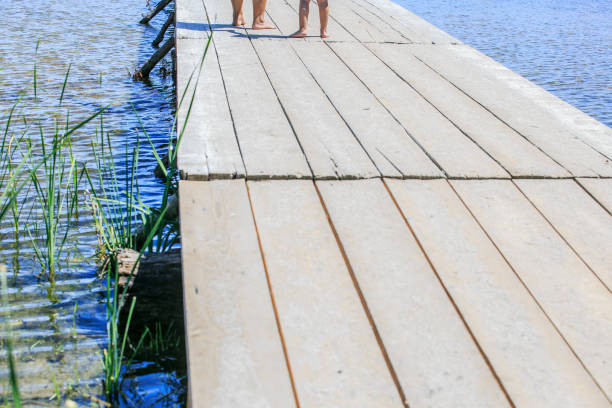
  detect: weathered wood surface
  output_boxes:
[176,38,246,179]
[452,180,612,399]
[330,42,509,179]
[386,179,610,407]
[248,180,403,406]
[515,179,612,291]
[318,179,509,407]
[577,178,612,215]
[176,0,612,404]
[179,180,295,407]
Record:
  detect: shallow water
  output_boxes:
[0,0,181,405]
[395,0,612,127]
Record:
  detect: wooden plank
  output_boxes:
[367,43,570,178]
[330,42,509,179]
[291,41,442,178]
[331,0,409,43]
[577,178,612,215]
[176,38,246,180]
[317,179,509,407]
[265,0,355,42]
[452,179,612,399]
[213,36,312,179]
[386,179,611,407]
[411,45,612,177]
[178,180,295,407]
[357,0,458,44]
[252,39,379,179]
[515,179,612,290]
[176,0,210,38]
[248,180,403,406]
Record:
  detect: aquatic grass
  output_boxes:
[1,265,22,408]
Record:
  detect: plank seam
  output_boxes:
[201,0,249,179]
[313,180,409,407]
[382,178,516,407]
[345,0,413,42]
[262,11,386,179]
[245,180,302,408]
[362,43,517,179]
[325,42,448,178]
[511,180,612,294]
[446,179,612,404]
[411,54,576,177]
[575,178,612,217]
[246,32,316,180]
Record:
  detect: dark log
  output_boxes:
[139,0,173,24]
[133,36,175,80]
[152,11,175,47]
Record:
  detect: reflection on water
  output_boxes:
[395,0,612,127]
[0,0,180,405]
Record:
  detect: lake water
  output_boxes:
[395,0,612,127]
[0,0,181,405]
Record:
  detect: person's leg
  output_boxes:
[290,0,310,38]
[318,0,329,38]
[252,0,276,29]
[232,0,246,26]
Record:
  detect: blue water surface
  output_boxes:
[395,0,612,127]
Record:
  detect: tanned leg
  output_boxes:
[318,0,329,38]
[232,0,246,26]
[290,0,310,37]
[252,0,276,29]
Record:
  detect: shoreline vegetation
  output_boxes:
[1,0,209,404]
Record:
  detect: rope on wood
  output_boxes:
[139,0,173,24]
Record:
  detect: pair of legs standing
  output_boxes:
[232,0,276,29]
[291,0,329,38]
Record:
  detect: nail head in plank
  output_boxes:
[291,41,442,178]
[368,43,570,178]
[248,180,403,407]
[318,179,508,407]
[330,42,509,179]
[515,179,612,290]
[178,180,295,407]
[253,39,379,179]
[386,178,610,407]
[452,179,612,398]
[176,38,246,180]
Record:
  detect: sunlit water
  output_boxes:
[395,0,612,127]
[0,0,183,405]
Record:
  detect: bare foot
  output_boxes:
[320,30,329,38]
[290,30,308,38]
[251,20,276,30]
[232,13,246,26]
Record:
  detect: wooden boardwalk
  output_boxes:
[175,0,612,405]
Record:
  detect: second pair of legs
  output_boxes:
[232,0,276,29]
[291,0,329,38]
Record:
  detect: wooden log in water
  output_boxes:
[134,36,175,80]
[152,11,175,47]
[139,0,173,24]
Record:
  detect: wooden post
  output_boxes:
[139,0,173,24]
[133,36,175,80]
[152,11,175,47]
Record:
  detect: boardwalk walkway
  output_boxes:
[175,0,612,405]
